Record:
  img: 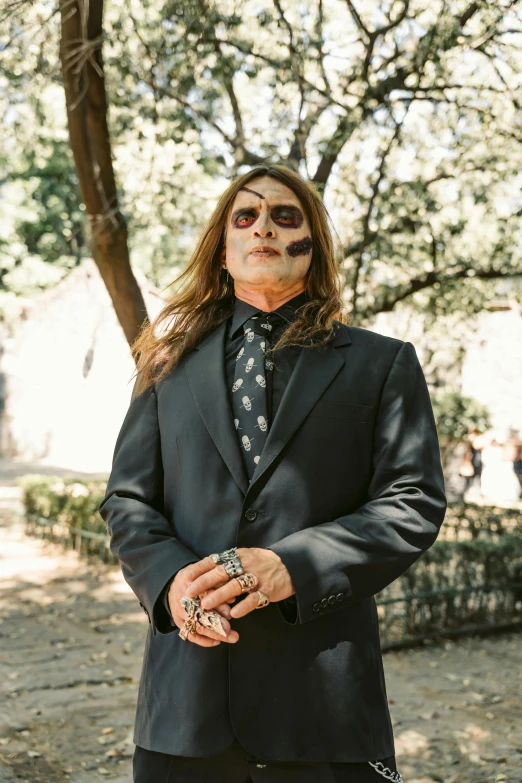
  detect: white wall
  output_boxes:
[2,259,166,473]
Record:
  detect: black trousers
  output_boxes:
[133,742,399,783]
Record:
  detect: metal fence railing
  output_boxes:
[376,583,522,650]
[25,512,118,565]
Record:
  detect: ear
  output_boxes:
[220,244,226,268]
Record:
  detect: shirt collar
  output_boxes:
[230,290,309,339]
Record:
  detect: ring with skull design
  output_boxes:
[210,548,239,565]
[224,558,245,578]
[236,573,259,593]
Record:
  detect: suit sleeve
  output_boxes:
[99,382,199,635]
[268,341,447,625]
[159,567,198,628]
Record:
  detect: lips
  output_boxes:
[249,246,280,256]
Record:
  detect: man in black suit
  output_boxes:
[100,165,446,782]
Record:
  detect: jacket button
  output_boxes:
[245,509,257,522]
[336,593,344,603]
[320,598,328,609]
[313,602,321,612]
[328,595,336,606]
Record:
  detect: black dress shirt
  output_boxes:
[160,291,308,622]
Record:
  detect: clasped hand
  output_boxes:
[168,547,295,648]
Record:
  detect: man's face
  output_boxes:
[221,176,313,290]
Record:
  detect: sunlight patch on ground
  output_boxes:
[461,723,491,741]
[395,729,429,755]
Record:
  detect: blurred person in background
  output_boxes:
[468,427,486,496]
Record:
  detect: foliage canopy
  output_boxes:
[1,0,521,324]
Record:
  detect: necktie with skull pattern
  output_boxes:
[231,314,276,480]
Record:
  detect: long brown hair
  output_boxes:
[131,164,348,397]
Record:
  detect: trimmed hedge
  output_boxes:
[376,534,522,646]
[442,501,522,540]
[19,475,107,535]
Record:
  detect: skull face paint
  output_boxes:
[286,236,313,258]
[221,176,313,292]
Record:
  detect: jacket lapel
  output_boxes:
[248,327,351,492]
[185,321,250,496]
[184,320,352,497]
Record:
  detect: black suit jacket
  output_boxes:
[99,320,446,762]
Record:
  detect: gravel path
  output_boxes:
[1,484,521,783]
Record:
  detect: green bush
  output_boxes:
[430,389,491,469]
[402,535,522,594]
[18,475,107,535]
[441,501,522,540]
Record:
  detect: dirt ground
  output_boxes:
[1,483,521,783]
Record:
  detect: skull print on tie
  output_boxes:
[231,315,273,480]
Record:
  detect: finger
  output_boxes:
[200,581,243,610]
[185,565,229,598]
[201,573,259,611]
[185,631,221,648]
[230,592,262,619]
[182,556,217,584]
[175,613,237,643]
[192,616,238,643]
[196,613,233,639]
[217,602,232,619]
[200,583,229,598]
[197,623,239,643]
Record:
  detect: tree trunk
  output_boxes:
[59,0,148,349]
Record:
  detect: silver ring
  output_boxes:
[211,548,238,565]
[224,559,245,578]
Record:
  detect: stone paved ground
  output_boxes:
[1,483,521,783]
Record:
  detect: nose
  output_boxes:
[252,207,275,238]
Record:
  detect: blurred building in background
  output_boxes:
[374,297,522,505]
[461,299,522,442]
[0,259,165,473]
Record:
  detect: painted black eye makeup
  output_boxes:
[231,204,304,229]
[272,206,303,228]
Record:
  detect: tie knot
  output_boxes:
[244,313,284,339]
[244,315,273,338]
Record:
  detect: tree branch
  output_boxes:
[314,0,331,93]
[456,2,479,27]
[350,113,406,317]
[311,112,359,190]
[273,0,307,169]
[201,35,359,112]
[367,265,522,317]
[344,0,370,41]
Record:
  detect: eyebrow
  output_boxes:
[230,203,303,223]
